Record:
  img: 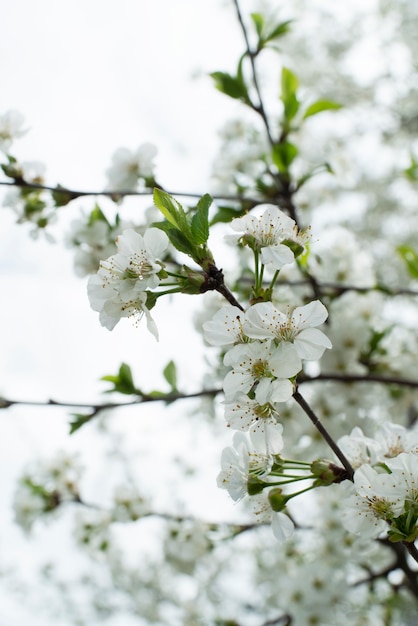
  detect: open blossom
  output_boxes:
[224,396,285,454]
[223,340,301,403]
[217,432,272,501]
[243,300,332,360]
[337,427,380,469]
[87,228,168,337]
[106,144,157,190]
[230,204,307,270]
[341,453,418,539]
[202,304,248,347]
[0,110,27,152]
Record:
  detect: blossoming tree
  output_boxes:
[1,0,418,624]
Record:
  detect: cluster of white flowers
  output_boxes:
[111,483,150,522]
[203,203,332,540]
[204,298,330,450]
[338,424,418,540]
[105,144,157,190]
[87,227,169,338]
[13,452,83,533]
[211,119,269,196]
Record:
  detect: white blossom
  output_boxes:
[0,110,27,152]
[230,204,297,269]
[217,432,272,501]
[224,396,285,454]
[106,144,157,190]
[223,340,300,403]
[244,300,332,360]
[202,304,248,347]
[87,227,168,337]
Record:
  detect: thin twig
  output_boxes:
[0,178,261,206]
[232,0,275,148]
[0,388,222,413]
[299,373,418,389]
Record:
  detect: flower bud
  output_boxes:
[311,459,346,486]
[268,487,289,512]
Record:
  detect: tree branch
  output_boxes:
[293,388,354,480]
[299,372,418,389]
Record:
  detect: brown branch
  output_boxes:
[0,388,222,413]
[232,0,275,148]
[299,373,418,389]
[293,388,354,480]
[0,178,263,206]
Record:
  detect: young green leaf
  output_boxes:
[190,194,212,244]
[250,13,264,38]
[272,142,298,173]
[153,188,186,229]
[210,71,249,103]
[52,185,76,207]
[69,413,93,434]
[210,205,247,226]
[281,67,300,121]
[303,100,343,120]
[263,20,293,45]
[101,362,139,395]
[153,221,194,256]
[405,155,418,182]
[397,245,418,279]
[163,360,178,391]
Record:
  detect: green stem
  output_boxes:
[268,476,315,485]
[268,269,280,293]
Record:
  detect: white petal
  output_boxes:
[271,512,294,542]
[292,300,329,330]
[294,328,332,360]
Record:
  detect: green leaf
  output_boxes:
[163,360,178,391]
[397,245,418,279]
[69,413,93,434]
[52,185,76,207]
[263,19,293,44]
[118,363,135,390]
[272,142,298,172]
[210,71,249,103]
[303,100,343,120]
[280,67,300,121]
[153,221,194,256]
[405,155,418,182]
[101,363,139,395]
[281,67,299,99]
[190,194,212,244]
[210,205,247,226]
[153,188,188,231]
[88,204,110,226]
[250,13,264,38]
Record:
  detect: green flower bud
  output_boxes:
[268,487,289,512]
[177,266,206,294]
[310,459,346,486]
